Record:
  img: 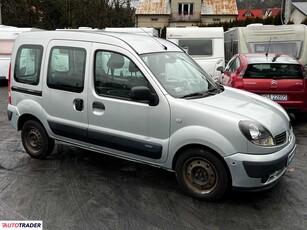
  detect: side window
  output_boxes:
[47,46,86,93]
[225,57,235,72]
[228,57,240,72]
[14,45,43,85]
[94,51,149,100]
[178,39,213,56]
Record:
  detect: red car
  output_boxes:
[218,53,307,115]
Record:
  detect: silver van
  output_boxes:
[7,31,296,201]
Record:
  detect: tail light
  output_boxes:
[303,65,307,79]
[8,63,12,105]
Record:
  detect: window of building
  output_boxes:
[47,46,86,93]
[14,45,43,85]
[151,18,158,21]
[244,11,252,17]
[178,3,194,15]
[213,18,221,22]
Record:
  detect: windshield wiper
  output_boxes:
[207,86,223,95]
[180,92,211,99]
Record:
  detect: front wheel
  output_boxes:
[175,148,230,201]
[21,120,55,159]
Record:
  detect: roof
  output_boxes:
[135,0,170,15]
[264,8,281,17]
[237,9,263,20]
[292,2,307,16]
[15,31,181,55]
[201,0,238,15]
[243,53,299,65]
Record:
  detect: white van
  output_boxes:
[7,30,296,201]
[166,27,225,80]
[0,25,40,80]
[105,27,159,37]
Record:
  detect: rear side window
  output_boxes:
[47,47,86,93]
[14,45,43,85]
[178,39,213,56]
[244,64,303,79]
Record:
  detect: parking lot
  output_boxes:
[0,81,307,230]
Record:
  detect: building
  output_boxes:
[135,0,238,29]
[237,9,263,21]
[290,2,307,24]
[264,8,282,18]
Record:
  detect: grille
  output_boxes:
[275,131,287,145]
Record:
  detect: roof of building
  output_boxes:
[237,9,263,20]
[264,8,282,17]
[135,0,170,15]
[201,0,238,15]
[292,2,307,16]
[135,0,238,15]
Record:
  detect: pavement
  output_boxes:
[0,81,306,230]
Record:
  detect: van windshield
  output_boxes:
[141,52,221,98]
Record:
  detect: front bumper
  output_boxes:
[224,132,296,190]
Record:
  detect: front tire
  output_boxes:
[21,120,55,159]
[175,148,230,201]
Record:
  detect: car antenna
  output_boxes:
[139,27,167,50]
[265,37,272,58]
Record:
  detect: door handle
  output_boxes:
[93,102,105,110]
[92,102,105,115]
[73,98,84,111]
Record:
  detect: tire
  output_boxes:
[21,120,55,159]
[294,112,304,121]
[175,148,230,201]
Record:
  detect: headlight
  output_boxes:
[239,120,275,146]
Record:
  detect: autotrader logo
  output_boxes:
[0,221,42,230]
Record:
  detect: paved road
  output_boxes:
[0,81,306,230]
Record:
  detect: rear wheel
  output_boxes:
[21,120,55,159]
[175,148,230,201]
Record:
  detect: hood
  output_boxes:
[192,86,290,133]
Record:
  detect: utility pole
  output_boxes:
[284,0,292,24]
[0,0,2,25]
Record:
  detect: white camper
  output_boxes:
[166,27,225,80]
[105,27,159,37]
[0,25,39,80]
[224,24,307,66]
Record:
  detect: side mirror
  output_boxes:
[131,86,159,106]
[216,66,224,73]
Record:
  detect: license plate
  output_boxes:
[261,94,288,101]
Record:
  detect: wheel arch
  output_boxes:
[18,114,44,131]
[172,144,232,183]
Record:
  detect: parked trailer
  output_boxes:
[166,27,225,80]
[105,27,159,37]
[0,26,40,80]
[57,27,159,37]
[224,24,307,66]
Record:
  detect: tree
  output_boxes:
[1,0,135,29]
